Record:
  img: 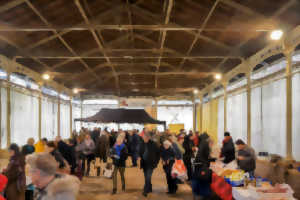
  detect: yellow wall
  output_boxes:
[201,99,219,143]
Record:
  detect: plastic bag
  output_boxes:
[171,159,188,181]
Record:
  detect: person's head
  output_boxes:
[235,139,246,150]
[208,138,214,148]
[27,138,35,146]
[8,143,20,157]
[26,153,58,189]
[195,131,200,136]
[143,132,151,143]
[188,133,194,140]
[163,140,172,149]
[45,141,56,153]
[178,134,184,144]
[224,132,230,137]
[116,135,124,145]
[85,134,91,140]
[41,138,48,145]
[55,136,61,142]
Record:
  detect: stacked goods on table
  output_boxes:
[249,184,294,200]
[223,170,245,187]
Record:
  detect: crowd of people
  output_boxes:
[0,127,257,200]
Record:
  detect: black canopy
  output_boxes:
[75,108,165,125]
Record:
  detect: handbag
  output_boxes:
[171,159,188,181]
[192,162,212,182]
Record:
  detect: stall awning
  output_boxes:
[75,108,165,125]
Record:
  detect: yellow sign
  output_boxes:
[169,124,184,135]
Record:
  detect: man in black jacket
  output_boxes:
[220,132,236,164]
[139,132,160,197]
[128,130,140,167]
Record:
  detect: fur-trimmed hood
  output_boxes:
[46,174,80,200]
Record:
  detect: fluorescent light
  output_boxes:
[42,73,50,80]
[215,73,222,80]
[270,30,283,40]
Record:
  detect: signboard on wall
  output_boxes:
[119,98,153,107]
[169,123,184,135]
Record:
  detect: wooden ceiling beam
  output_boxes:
[0,35,52,71]
[155,0,174,89]
[25,0,102,84]
[24,3,126,50]
[178,0,220,72]
[15,55,239,59]
[134,33,216,70]
[131,4,233,50]
[126,0,135,43]
[75,0,120,95]
[0,24,275,32]
[0,0,25,14]
[215,0,296,72]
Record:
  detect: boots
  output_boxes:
[112,188,117,195]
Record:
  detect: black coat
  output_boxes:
[57,141,76,168]
[128,133,140,153]
[183,136,194,160]
[50,149,66,169]
[221,137,236,164]
[160,146,175,162]
[139,140,160,170]
[95,134,109,159]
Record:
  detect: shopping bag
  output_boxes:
[103,162,114,178]
[171,159,188,181]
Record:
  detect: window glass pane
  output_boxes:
[157,106,193,132]
[292,74,300,160]
[60,102,70,139]
[10,90,39,145]
[1,87,7,148]
[41,98,58,140]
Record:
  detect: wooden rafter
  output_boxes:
[24,3,126,50]
[0,34,52,72]
[177,0,220,71]
[155,0,173,89]
[215,0,296,71]
[126,0,134,43]
[134,34,217,70]
[25,0,103,84]
[0,24,275,32]
[75,0,120,95]
[0,0,25,14]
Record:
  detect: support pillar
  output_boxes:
[80,101,83,129]
[0,86,2,148]
[193,99,196,132]
[57,96,60,137]
[223,83,228,133]
[246,72,252,146]
[199,95,203,133]
[38,90,42,140]
[69,99,72,137]
[6,74,11,147]
[285,51,293,160]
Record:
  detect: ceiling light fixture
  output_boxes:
[73,88,79,94]
[193,89,199,95]
[215,73,222,80]
[42,73,50,80]
[270,30,283,40]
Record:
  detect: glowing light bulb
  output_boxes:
[270,30,283,40]
[215,73,222,80]
[42,73,50,80]
[73,88,79,94]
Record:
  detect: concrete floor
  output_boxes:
[78,164,193,200]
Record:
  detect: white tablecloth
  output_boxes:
[232,188,296,200]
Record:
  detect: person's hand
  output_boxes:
[238,156,245,160]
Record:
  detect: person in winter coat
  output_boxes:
[26,153,80,200]
[45,141,67,171]
[128,130,140,167]
[192,133,215,200]
[0,174,7,200]
[161,140,177,194]
[111,136,128,194]
[90,128,100,144]
[55,137,77,174]
[235,139,256,177]
[170,135,183,160]
[79,134,96,176]
[183,134,194,181]
[2,143,26,200]
[22,138,35,156]
[95,131,110,164]
[220,132,236,164]
[139,132,160,197]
